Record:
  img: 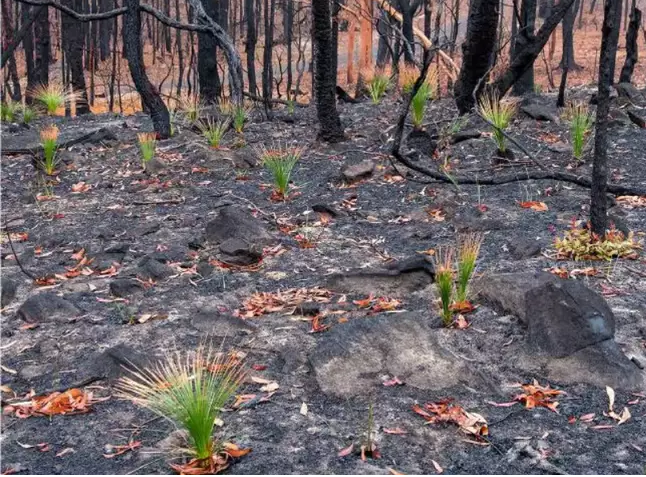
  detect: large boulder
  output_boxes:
[525,280,615,358]
[310,313,487,397]
[205,206,275,247]
[16,293,82,324]
[325,256,435,298]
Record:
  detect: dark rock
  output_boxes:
[136,258,175,280]
[507,237,543,259]
[233,149,258,169]
[310,313,488,397]
[196,261,214,277]
[86,344,151,380]
[135,222,161,237]
[627,110,646,128]
[608,108,632,127]
[218,238,262,266]
[491,148,516,164]
[19,363,55,381]
[110,278,145,297]
[454,216,506,233]
[341,160,375,182]
[144,157,166,175]
[312,203,341,217]
[526,280,615,357]
[406,129,437,157]
[521,103,559,122]
[294,302,321,316]
[547,340,644,390]
[615,82,643,100]
[476,272,559,323]
[205,206,275,247]
[450,129,482,144]
[608,209,631,236]
[1,277,17,308]
[191,310,257,336]
[326,256,434,298]
[145,245,188,264]
[16,293,81,323]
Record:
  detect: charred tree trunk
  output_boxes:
[245,0,258,95]
[175,0,184,95]
[312,0,344,141]
[23,4,37,101]
[376,11,391,67]
[618,6,641,83]
[62,0,90,114]
[286,0,293,99]
[262,0,275,110]
[34,5,50,87]
[490,0,577,96]
[2,0,23,100]
[591,0,621,235]
[198,0,221,102]
[123,0,171,137]
[607,0,622,84]
[511,0,537,95]
[454,0,499,113]
[559,0,581,69]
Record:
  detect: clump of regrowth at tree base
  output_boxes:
[564,101,593,162]
[456,233,484,304]
[198,117,229,148]
[137,132,157,166]
[368,70,391,104]
[478,91,517,153]
[257,144,303,200]
[116,345,247,473]
[39,125,59,176]
[31,83,77,115]
[554,220,641,261]
[232,104,251,133]
[1,100,21,122]
[433,246,455,327]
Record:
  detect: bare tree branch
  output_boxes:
[14,0,127,20]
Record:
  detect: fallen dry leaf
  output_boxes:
[338,444,354,457]
[513,380,564,413]
[103,441,142,459]
[431,459,444,474]
[413,400,488,440]
[518,201,548,211]
[4,388,106,418]
[383,427,407,435]
[300,402,308,416]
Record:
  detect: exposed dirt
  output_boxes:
[2,90,646,474]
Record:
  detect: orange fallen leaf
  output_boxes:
[71,182,91,193]
[338,444,354,457]
[518,201,548,211]
[383,427,407,435]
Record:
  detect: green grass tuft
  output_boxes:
[433,246,455,327]
[478,92,517,153]
[368,72,391,104]
[256,144,303,199]
[564,101,593,161]
[39,125,59,175]
[198,117,229,148]
[137,132,157,165]
[456,233,484,303]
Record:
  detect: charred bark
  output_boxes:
[245,0,258,95]
[559,0,581,70]
[454,0,499,113]
[311,0,344,141]
[591,0,621,235]
[618,6,641,83]
[511,0,537,95]
[34,4,50,86]
[62,0,90,114]
[198,0,221,102]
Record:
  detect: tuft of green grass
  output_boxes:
[116,345,246,461]
[232,104,251,134]
[256,144,303,199]
[478,92,517,153]
[286,99,295,115]
[433,246,455,327]
[1,100,21,122]
[456,233,483,303]
[137,132,157,166]
[564,101,593,162]
[218,98,234,116]
[21,104,37,124]
[31,83,79,115]
[39,125,59,175]
[410,82,432,129]
[198,117,229,148]
[180,96,205,124]
[368,71,391,104]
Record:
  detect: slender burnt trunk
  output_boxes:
[262,0,275,110]
[62,0,91,114]
[286,0,293,99]
[23,4,37,102]
[198,0,221,102]
[123,0,171,136]
[245,0,258,95]
[175,0,184,95]
[34,6,50,87]
[511,0,537,95]
[618,6,640,83]
[2,0,22,100]
[591,0,621,236]
[312,0,344,141]
[376,11,391,68]
[607,0,622,84]
[559,0,581,69]
[454,0,499,113]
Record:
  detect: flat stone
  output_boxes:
[450,129,482,144]
[521,103,559,122]
[85,344,151,381]
[19,363,55,381]
[325,256,434,298]
[1,277,17,308]
[191,310,257,336]
[547,340,645,391]
[219,238,262,266]
[507,236,543,260]
[310,313,488,397]
[136,257,175,280]
[341,160,375,182]
[110,278,145,297]
[615,82,643,100]
[525,280,615,357]
[16,293,81,323]
[205,206,275,246]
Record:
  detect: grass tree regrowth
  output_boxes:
[198,117,230,149]
[433,246,455,327]
[368,71,391,104]
[31,83,78,116]
[456,233,484,304]
[232,104,251,134]
[39,125,60,176]
[565,101,593,162]
[137,132,157,167]
[257,144,303,200]
[478,92,517,154]
[116,345,247,472]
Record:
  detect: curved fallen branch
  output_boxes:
[390,69,646,196]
